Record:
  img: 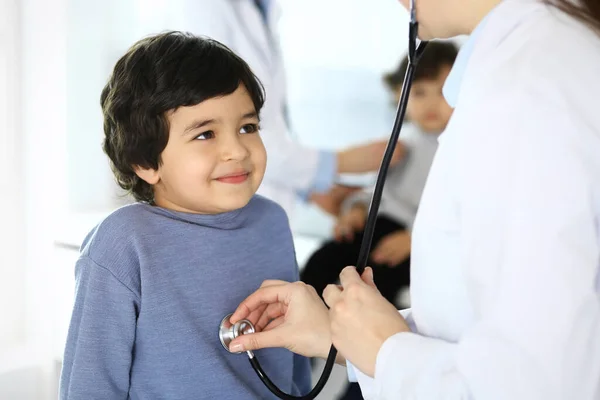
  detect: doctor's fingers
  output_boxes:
[339,266,366,290]
[230,283,292,323]
[244,303,268,327]
[263,316,285,332]
[255,302,287,331]
[245,280,292,322]
[230,281,308,324]
[323,283,343,308]
[360,267,377,289]
[259,279,290,288]
[229,327,288,353]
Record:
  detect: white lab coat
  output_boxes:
[162,0,325,216]
[349,0,600,398]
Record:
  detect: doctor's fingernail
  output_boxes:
[230,343,244,352]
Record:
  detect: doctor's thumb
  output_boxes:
[229,330,283,353]
[361,267,376,288]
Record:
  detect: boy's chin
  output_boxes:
[210,187,258,213]
[155,190,255,215]
[214,195,253,213]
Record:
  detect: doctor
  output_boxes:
[227,0,600,398]
[165,0,402,217]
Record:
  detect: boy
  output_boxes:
[301,41,459,328]
[59,32,310,399]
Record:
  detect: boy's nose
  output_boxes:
[220,135,250,161]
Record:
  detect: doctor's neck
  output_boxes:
[454,0,502,35]
[415,0,502,39]
[447,0,600,36]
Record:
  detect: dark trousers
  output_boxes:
[300,216,411,400]
[300,216,410,306]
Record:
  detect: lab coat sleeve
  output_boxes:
[59,256,138,399]
[296,150,338,199]
[358,90,600,399]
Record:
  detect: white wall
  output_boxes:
[65,0,140,212]
[0,0,26,353]
[20,0,69,357]
[280,0,410,151]
[1,0,67,398]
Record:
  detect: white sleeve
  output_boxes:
[361,90,600,399]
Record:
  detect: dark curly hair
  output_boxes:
[384,41,458,90]
[101,31,265,203]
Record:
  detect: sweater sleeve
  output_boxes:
[59,256,140,400]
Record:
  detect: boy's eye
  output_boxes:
[194,131,215,140]
[240,123,259,134]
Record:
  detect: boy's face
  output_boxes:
[398,65,453,134]
[136,85,267,214]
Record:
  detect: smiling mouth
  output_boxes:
[215,172,250,184]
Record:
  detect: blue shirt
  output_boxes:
[59,196,311,399]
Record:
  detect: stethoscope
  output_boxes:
[219,2,428,398]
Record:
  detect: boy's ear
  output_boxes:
[134,165,160,185]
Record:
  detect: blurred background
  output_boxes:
[0,0,448,398]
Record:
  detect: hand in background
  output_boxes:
[334,205,367,242]
[370,230,411,267]
[336,139,406,174]
[310,184,362,217]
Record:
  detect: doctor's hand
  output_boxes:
[324,267,410,377]
[371,230,411,266]
[334,205,367,241]
[337,140,406,174]
[228,280,333,360]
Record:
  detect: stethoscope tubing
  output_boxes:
[246,20,428,398]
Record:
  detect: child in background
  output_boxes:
[301,40,458,400]
[59,32,310,399]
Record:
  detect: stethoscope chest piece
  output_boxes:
[219,313,255,354]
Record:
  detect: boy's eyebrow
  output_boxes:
[183,119,216,135]
[241,111,259,120]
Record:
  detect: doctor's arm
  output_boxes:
[341,93,600,399]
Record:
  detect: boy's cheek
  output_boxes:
[252,140,268,170]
